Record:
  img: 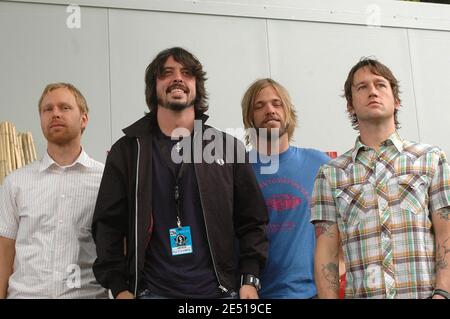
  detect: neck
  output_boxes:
[157,106,195,137]
[256,133,289,155]
[47,140,82,166]
[358,121,396,150]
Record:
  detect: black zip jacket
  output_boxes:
[92,114,269,298]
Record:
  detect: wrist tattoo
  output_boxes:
[436,237,450,270]
[322,262,339,292]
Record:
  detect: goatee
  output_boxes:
[158,98,194,112]
[166,101,191,111]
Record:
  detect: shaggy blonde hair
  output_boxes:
[241,78,297,145]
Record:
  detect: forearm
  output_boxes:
[0,265,9,299]
[435,237,450,291]
[433,208,450,293]
[0,237,15,299]
[314,221,340,299]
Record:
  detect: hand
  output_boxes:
[239,285,259,299]
[116,290,135,299]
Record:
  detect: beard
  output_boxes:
[158,98,194,111]
[43,127,81,146]
[256,123,287,142]
[158,83,195,112]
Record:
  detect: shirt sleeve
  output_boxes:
[428,149,450,213]
[0,176,19,239]
[310,166,338,223]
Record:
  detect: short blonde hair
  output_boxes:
[38,82,89,115]
[241,78,297,145]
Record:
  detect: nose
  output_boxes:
[265,103,276,115]
[172,69,183,83]
[51,108,62,119]
[368,83,378,97]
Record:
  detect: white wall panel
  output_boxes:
[0,1,110,163]
[267,20,420,155]
[8,0,450,32]
[1,0,449,163]
[108,9,269,143]
[408,29,450,157]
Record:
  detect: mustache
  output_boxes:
[167,84,189,93]
[263,115,281,124]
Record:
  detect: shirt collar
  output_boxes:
[352,131,404,164]
[39,149,94,172]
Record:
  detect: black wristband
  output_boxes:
[432,288,450,299]
[240,274,261,291]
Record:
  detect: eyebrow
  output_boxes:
[42,102,73,108]
[254,98,281,105]
[161,66,191,73]
[354,78,389,87]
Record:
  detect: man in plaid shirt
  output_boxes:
[311,58,450,299]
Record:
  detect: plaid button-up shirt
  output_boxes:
[311,132,450,299]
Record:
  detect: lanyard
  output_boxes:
[156,132,190,228]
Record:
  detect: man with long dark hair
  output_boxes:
[92,47,268,299]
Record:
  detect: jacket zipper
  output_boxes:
[193,162,228,294]
[134,138,141,297]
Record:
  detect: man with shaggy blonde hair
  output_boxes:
[241,78,330,298]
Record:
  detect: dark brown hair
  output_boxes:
[144,47,208,116]
[344,58,401,130]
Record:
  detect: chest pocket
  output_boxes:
[397,174,429,214]
[335,184,366,226]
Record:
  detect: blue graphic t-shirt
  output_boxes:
[251,146,330,298]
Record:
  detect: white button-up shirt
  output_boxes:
[0,150,107,298]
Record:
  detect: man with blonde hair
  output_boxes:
[241,78,330,298]
[0,83,106,298]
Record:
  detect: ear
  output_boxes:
[394,99,400,110]
[347,103,355,115]
[81,112,88,130]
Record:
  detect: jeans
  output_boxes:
[137,289,238,299]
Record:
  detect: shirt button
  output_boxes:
[61,194,65,198]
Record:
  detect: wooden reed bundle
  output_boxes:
[0,124,6,183]
[7,122,16,171]
[20,133,27,164]
[0,123,38,183]
[7,123,13,173]
[0,161,5,185]
[21,133,29,165]
[25,133,36,164]
[17,133,25,166]
[8,123,15,170]
[0,123,5,163]
[29,133,37,162]
[2,123,12,174]
[11,124,23,169]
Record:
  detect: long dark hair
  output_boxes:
[145,47,208,116]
